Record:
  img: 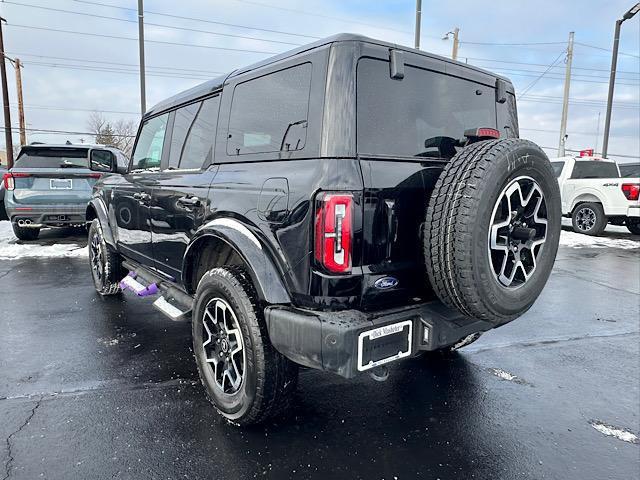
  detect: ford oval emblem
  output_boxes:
[374,276,399,290]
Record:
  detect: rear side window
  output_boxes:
[570,161,619,179]
[15,148,89,168]
[551,161,565,177]
[131,113,169,171]
[227,63,312,156]
[357,58,497,159]
[620,163,640,178]
[168,95,219,170]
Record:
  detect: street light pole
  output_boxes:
[138,0,146,115]
[0,17,13,169]
[414,0,422,49]
[602,2,640,158]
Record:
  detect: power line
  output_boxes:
[10,103,139,115]
[4,1,303,47]
[465,56,640,76]
[521,127,638,138]
[5,24,280,55]
[231,0,413,35]
[70,0,320,40]
[22,61,215,81]
[575,41,640,59]
[539,145,639,159]
[461,40,566,46]
[492,69,639,86]
[1,126,135,137]
[517,50,567,99]
[6,51,224,76]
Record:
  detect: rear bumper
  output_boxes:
[627,205,640,218]
[5,201,87,227]
[265,301,493,379]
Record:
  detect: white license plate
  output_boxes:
[357,320,413,372]
[50,179,72,189]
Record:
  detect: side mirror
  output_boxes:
[89,149,116,173]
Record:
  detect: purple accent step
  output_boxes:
[119,272,159,297]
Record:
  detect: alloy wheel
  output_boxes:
[575,207,597,232]
[201,298,245,395]
[488,176,548,289]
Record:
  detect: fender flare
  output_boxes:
[182,218,291,305]
[86,198,117,248]
[569,188,605,212]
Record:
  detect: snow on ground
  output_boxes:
[559,230,639,250]
[0,219,638,261]
[0,221,88,260]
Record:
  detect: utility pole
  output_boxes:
[558,31,574,157]
[14,58,25,146]
[603,3,640,158]
[138,0,146,115]
[0,17,13,169]
[414,0,422,49]
[451,27,460,61]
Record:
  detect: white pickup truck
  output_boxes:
[550,155,640,235]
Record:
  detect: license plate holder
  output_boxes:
[50,178,73,190]
[357,320,412,371]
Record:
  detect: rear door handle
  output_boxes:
[177,196,201,207]
[133,192,151,202]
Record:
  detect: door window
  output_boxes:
[167,95,220,170]
[227,63,312,156]
[131,113,169,171]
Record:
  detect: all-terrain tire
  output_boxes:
[88,219,122,295]
[626,218,640,235]
[192,266,298,426]
[572,202,607,236]
[12,223,40,241]
[424,139,561,324]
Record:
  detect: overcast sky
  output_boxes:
[1,0,638,162]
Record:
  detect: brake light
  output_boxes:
[2,172,30,190]
[314,193,353,273]
[88,173,102,179]
[622,183,640,201]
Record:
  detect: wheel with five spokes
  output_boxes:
[192,266,298,425]
[424,138,561,325]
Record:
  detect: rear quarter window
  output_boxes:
[570,161,619,179]
[226,63,312,156]
[619,163,640,178]
[15,148,89,168]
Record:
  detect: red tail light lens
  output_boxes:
[314,193,353,274]
[622,183,640,201]
[2,172,30,190]
[88,173,102,179]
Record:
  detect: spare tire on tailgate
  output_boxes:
[424,139,561,324]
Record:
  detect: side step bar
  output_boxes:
[121,261,194,321]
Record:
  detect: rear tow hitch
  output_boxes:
[369,365,390,382]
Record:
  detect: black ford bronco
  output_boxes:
[87,34,561,425]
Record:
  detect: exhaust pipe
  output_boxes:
[24,219,32,225]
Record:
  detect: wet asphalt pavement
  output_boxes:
[0,227,639,480]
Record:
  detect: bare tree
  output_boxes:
[87,112,137,157]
